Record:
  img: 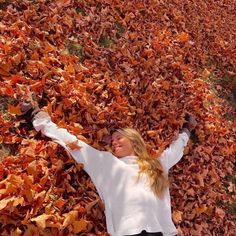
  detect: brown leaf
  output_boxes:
[66,140,81,150]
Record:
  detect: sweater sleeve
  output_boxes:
[32,111,115,183]
[158,132,190,172]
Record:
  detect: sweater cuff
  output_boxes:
[181,128,191,138]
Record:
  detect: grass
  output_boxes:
[226,174,236,185]
[76,7,85,16]
[206,71,236,121]
[229,203,236,215]
[99,35,113,48]
[66,42,85,62]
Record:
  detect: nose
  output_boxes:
[111,139,119,148]
[111,139,116,146]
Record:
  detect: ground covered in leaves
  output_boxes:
[0,0,235,235]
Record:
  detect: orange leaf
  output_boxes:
[22,224,39,236]
[67,63,75,74]
[8,104,23,115]
[12,52,24,65]
[147,130,157,137]
[195,204,208,215]
[0,196,24,211]
[11,75,26,84]
[31,50,39,60]
[152,40,162,51]
[39,169,49,187]
[0,61,12,75]
[173,210,183,222]
[54,198,67,209]
[22,187,34,202]
[62,210,78,228]
[66,140,81,150]
[162,81,170,90]
[178,32,189,42]
[72,219,88,233]
[10,227,22,236]
[27,160,38,176]
[1,84,14,96]
[31,214,56,229]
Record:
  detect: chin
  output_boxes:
[114,152,124,158]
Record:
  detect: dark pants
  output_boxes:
[125,230,163,236]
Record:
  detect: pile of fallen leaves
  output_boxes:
[0,0,235,235]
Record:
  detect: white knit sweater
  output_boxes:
[33,111,189,236]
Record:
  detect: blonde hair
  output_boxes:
[116,128,169,198]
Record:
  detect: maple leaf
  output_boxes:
[62,210,78,229]
[31,214,56,229]
[66,140,81,150]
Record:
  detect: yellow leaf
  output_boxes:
[67,63,75,74]
[72,219,88,233]
[31,214,56,229]
[173,210,183,222]
[22,187,34,202]
[0,198,11,211]
[62,210,78,228]
[0,183,17,195]
[27,160,37,176]
[39,169,49,187]
[0,196,24,211]
[12,197,24,207]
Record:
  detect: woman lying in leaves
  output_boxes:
[20,96,197,236]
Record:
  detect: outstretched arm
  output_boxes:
[158,115,197,171]
[158,131,190,171]
[32,111,115,178]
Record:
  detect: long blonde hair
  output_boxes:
[116,128,169,198]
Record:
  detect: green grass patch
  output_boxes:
[0,1,10,10]
[226,174,236,185]
[99,35,113,48]
[76,7,85,16]
[66,42,85,62]
[207,72,236,113]
[229,203,236,215]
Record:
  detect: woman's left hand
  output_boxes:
[184,114,197,132]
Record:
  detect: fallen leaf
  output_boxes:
[66,140,81,150]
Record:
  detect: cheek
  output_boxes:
[124,139,134,151]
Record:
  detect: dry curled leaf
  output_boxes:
[66,140,81,150]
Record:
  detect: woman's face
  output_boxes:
[111,131,135,158]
